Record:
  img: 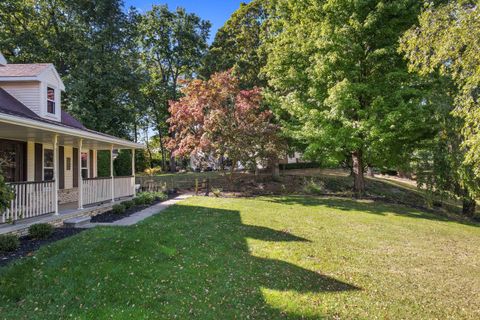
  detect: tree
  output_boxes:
[400,1,480,178]
[202,0,268,89]
[168,71,284,177]
[263,0,436,196]
[138,5,211,172]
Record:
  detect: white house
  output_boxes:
[0,53,144,224]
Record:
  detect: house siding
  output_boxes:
[0,81,41,116]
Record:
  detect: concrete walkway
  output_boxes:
[84,193,192,228]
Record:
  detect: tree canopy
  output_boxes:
[262,0,437,195]
[400,0,480,178]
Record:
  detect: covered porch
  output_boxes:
[0,118,142,224]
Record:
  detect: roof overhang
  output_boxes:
[0,112,145,149]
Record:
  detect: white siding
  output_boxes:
[64,146,73,189]
[0,81,41,115]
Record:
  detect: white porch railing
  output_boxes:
[1,181,55,224]
[114,176,135,199]
[82,177,112,206]
[82,176,134,206]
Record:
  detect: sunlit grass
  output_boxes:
[1,196,479,319]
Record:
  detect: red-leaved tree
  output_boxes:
[168,71,283,176]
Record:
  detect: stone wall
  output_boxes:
[58,188,78,204]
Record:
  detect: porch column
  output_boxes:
[78,139,83,210]
[131,148,136,197]
[110,145,115,202]
[52,135,59,215]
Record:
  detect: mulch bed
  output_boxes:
[0,228,85,267]
[90,192,179,223]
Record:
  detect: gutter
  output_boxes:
[0,113,145,149]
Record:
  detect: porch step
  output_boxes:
[64,216,91,228]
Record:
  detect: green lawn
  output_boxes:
[1,196,479,319]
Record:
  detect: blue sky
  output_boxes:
[124,1,249,42]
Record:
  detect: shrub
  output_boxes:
[123,200,134,210]
[0,234,20,253]
[281,162,320,170]
[303,179,325,195]
[144,167,162,176]
[133,196,146,206]
[152,192,167,201]
[212,188,222,197]
[29,223,54,240]
[141,193,155,205]
[112,204,126,214]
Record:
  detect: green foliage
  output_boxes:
[0,169,14,213]
[202,0,268,88]
[112,204,126,215]
[0,234,19,253]
[133,196,146,206]
[263,0,436,194]
[400,1,480,181]
[97,151,111,177]
[303,179,325,195]
[123,200,135,210]
[114,150,133,177]
[138,5,211,170]
[28,224,54,240]
[212,188,222,198]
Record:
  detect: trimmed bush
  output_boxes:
[112,204,126,215]
[141,193,155,205]
[282,162,320,170]
[29,223,54,240]
[123,200,134,210]
[0,234,20,253]
[133,196,146,206]
[151,192,167,201]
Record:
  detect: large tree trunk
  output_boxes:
[352,150,365,197]
[462,196,476,217]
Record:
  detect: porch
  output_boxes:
[0,118,142,225]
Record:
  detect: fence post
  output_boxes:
[195,178,199,195]
[205,178,210,196]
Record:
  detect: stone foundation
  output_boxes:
[58,188,79,205]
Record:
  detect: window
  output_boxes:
[44,149,54,181]
[81,152,88,179]
[47,87,55,114]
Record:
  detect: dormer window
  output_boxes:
[47,87,55,114]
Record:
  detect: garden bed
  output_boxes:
[0,228,85,267]
[90,192,178,223]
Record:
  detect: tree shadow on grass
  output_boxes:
[0,204,360,319]
[264,196,480,227]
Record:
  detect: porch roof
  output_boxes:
[0,109,144,150]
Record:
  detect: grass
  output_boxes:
[1,196,479,319]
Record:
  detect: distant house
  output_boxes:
[0,53,143,224]
[279,152,307,165]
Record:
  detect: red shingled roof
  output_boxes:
[0,64,51,77]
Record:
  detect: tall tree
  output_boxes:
[263,0,436,196]
[202,0,268,89]
[138,5,210,172]
[400,1,480,178]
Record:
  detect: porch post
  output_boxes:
[52,135,59,215]
[131,148,136,197]
[78,139,83,210]
[110,145,115,202]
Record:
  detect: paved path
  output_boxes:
[84,193,192,228]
